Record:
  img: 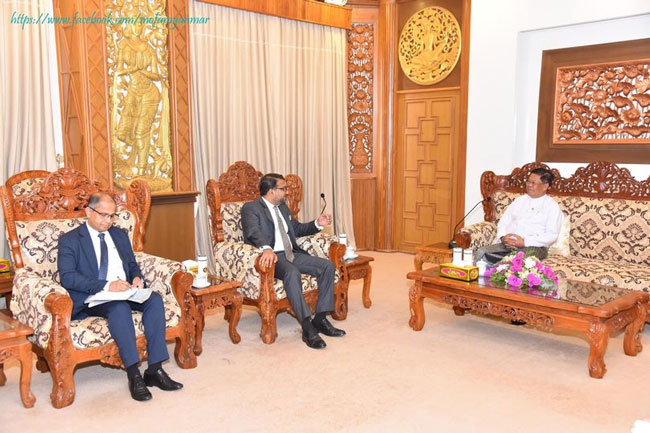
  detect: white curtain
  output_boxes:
[189,1,355,264]
[0,0,59,261]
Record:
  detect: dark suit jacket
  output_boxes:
[241,198,319,253]
[58,223,144,318]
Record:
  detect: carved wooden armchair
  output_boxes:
[206,161,349,344]
[0,169,197,408]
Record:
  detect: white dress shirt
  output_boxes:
[86,222,127,291]
[260,198,321,252]
[496,194,563,248]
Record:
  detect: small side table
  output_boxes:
[0,272,14,308]
[0,309,35,408]
[190,276,243,355]
[344,255,374,308]
[414,242,452,271]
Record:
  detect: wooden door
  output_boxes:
[393,89,461,252]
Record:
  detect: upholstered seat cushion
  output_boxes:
[544,254,650,293]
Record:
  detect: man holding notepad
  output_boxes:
[57,192,182,401]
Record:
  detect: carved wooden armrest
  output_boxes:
[329,243,348,283]
[10,268,71,349]
[455,221,497,249]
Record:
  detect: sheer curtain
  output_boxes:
[189,1,355,264]
[0,0,59,260]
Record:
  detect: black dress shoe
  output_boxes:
[128,374,152,401]
[312,318,346,337]
[302,329,327,349]
[510,320,526,326]
[143,368,183,391]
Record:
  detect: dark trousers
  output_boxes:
[274,251,335,322]
[79,292,169,368]
[475,243,548,265]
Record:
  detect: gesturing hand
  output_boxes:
[317,213,332,227]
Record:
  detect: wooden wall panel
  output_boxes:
[393,90,460,252]
[351,178,376,250]
[144,193,198,261]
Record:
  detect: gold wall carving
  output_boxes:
[555,60,650,143]
[398,7,461,86]
[347,23,374,174]
[106,0,173,192]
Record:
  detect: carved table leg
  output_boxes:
[18,341,35,408]
[0,363,5,386]
[36,356,49,373]
[227,295,242,344]
[587,320,610,379]
[193,298,205,356]
[362,267,372,308]
[414,254,424,271]
[409,283,425,331]
[624,302,645,356]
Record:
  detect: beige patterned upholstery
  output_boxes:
[460,182,650,294]
[221,201,246,243]
[213,228,341,301]
[10,214,184,350]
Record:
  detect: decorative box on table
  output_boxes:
[439,262,478,281]
[0,258,10,274]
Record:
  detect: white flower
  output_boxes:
[524,257,536,269]
[497,264,508,272]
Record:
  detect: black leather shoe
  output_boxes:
[312,318,346,337]
[302,329,327,349]
[510,320,526,326]
[128,374,152,401]
[143,368,183,391]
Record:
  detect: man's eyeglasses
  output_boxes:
[274,187,287,191]
[88,207,117,219]
[525,180,546,186]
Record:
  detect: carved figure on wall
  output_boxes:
[398,7,461,86]
[107,0,172,192]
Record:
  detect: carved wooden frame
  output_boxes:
[536,38,650,163]
[206,161,349,344]
[0,168,197,408]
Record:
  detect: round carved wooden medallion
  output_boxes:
[398,7,461,85]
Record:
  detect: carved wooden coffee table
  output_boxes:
[0,309,36,407]
[344,255,374,308]
[414,242,452,271]
[190,276,243,355]
[406,268,649,378]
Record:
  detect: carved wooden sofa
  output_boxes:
[456,161,650,319]
[205,161,349,344]
[0,169,197,408]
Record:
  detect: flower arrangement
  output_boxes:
[484,251,558,290]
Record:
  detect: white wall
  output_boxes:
[465,1,650,224]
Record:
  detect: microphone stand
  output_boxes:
[448,197,490,249]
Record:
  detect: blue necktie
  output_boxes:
[98,233,108,280]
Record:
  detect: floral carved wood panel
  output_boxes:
[347,23,374,174]
[555,61,650,143]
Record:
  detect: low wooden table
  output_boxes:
[344,255,374,308]
[0,309,35,407]
[406,268,649,378]
[414,242,452,271]
[190,276,243,355]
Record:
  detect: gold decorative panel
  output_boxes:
[398,7,461,86]
[347,23,374,173]
[106,0,173,192]
[555,60,650,143]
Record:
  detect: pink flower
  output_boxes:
[535,261,544,271]
[511,263,523,273]
[527,273,542,286]
[484,267,496,277]
[516,251,525,259]
[507,275,523,288]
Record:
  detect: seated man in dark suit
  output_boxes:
[241,173,345,349]
[58,192,183,402]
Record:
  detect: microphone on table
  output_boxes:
[448,197,491,249]
[320,193,326,216]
